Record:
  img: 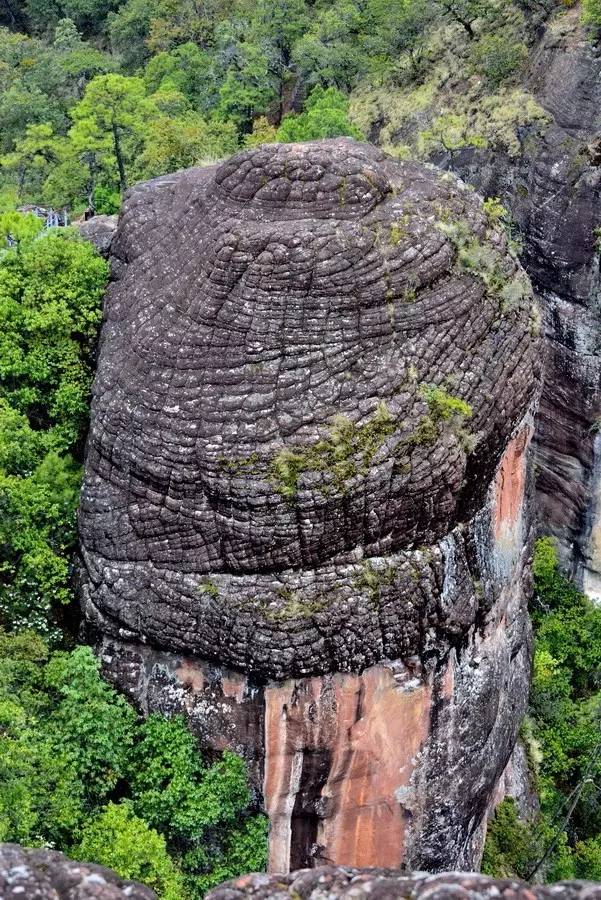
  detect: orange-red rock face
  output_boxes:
[264,665,431,871]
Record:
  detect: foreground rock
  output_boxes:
[0,843,155,899]
[79,139,541,871]
[207,867,601,899]
[77,214,119,258]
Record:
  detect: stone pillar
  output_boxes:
[80,139,541,871]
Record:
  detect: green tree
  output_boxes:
[76,802,184,900]
[0,630,267,896]
[43,646,136,803]
[70,73,149,193]
[217,44,275,130]
[137,110,237,178]
[25,0,121,37]
[127,714,268,897]
[484,538,601,881]
[143,42,217,113]
[276,85,363,142]
[0,639,136,847]
[108,0,155,70]
[0,216,107,633]
[246,0,309,121]
[244,115,277,147]
[1,122,58,198]
[292,0,367,91]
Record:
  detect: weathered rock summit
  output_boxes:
[79,140,541,873]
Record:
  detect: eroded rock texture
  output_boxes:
[442,8,601,594]
[207,867,601,900]
[80,139,540,872]
[0,843,155,899]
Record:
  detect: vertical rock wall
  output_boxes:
[444,8,601,593]
[80,140,540,871]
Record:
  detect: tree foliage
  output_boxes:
[0,0,558,212]
[277,85,363,142]
[0,633,268,898]
[0,216,107,635]
[483,538,601,882]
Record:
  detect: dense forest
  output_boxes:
[1,0,601,896]
[0,0,599,214]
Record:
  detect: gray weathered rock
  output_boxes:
[77,215,119,258]
[0,843,155,899]
[80,139,539,679]
[440,9,601,593]
[206,866,601,899]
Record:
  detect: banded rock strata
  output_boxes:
[79,139,541,872]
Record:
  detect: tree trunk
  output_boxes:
[112,122,127,194]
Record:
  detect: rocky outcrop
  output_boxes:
[207,867,601,899]
[77,214,119,258]
[80,139,540,872]
[441,8,601,592]
[0,843,155,899]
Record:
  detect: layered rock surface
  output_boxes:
[207,867,601,900]
[4,847,601,900]
[80,139,540,872]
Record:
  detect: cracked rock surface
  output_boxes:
[79,139,539,681]
[207,867,601,899]
[0,843,155,899]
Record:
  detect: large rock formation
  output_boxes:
[441,7,601,594]
[79,139,541,872]
[0,843,155,899]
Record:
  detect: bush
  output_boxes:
[75,802,184,900]
[127,714,267,897]
[277,86,363,142]
[472,33,528,86]
[0,216,108,636]
[484,538,601,881]
[0,631,268,899]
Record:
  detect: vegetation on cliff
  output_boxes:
[0,213,106,638]
[483,538,601,881]
[0,633,267,897]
